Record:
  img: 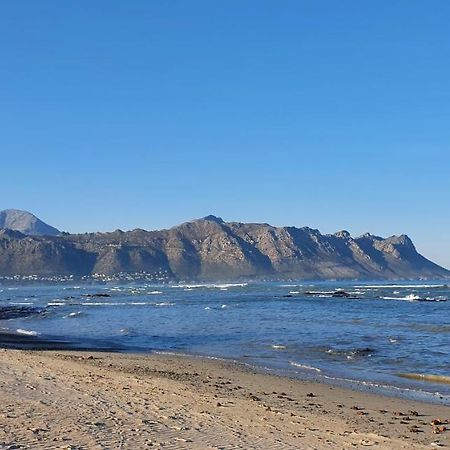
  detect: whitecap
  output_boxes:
[81,302,125,306]
[174,283,247,289]
[63,311,84,319]
[356,284,446,289]
[381,295,421,301]
[215,283,247,289]
[16,328,39,336]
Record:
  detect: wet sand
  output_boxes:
[0,349,449,449]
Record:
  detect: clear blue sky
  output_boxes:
[1,1,449,267]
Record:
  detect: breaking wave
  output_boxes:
[16,328,39,336]
[289,361,322,372]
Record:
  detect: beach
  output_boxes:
[0,349,448,449]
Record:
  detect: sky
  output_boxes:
[1,1,449,267]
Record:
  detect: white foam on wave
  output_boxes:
[81,301,168,306]
[47,302,66,306]
[380,294,445,302]
[289,361,322,373]
[381,296,415,301]
[81,302,125,306]
[271,344,286,350]
[64,311,83,318]
[16,328,39,336]
[10,302,34,306]
[173,283,248,289]
[356,284,447,289]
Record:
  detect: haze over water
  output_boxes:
[1,281,449,404]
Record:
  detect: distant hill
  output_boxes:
[0,209,60,236]
[0,213,448,281]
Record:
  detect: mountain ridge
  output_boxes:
[0,211,448,281]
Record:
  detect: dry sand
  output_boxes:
[0,349,449,449]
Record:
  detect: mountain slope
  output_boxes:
[0,214,448,280]
[0,209,60,236]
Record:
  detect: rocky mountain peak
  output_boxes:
[334,230,351,239]
[0,209,60,236]
[201,215,224,224]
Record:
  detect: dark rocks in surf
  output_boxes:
[304,290,361,299]
[84,293,111,298]
[352,347,374,356]
[0,306,43,320]
[326,347,375,358]
[332,291,351,298]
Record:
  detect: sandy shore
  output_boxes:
[0,349,448,449]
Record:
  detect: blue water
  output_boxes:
[1,281,449,404]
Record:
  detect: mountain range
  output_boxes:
[0,210,448,281]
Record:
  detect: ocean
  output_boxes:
[1,281,449,405]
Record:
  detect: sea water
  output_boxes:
[1,281,449,404]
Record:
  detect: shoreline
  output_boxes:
[153,350,450,407]
[1,330,449,408]
[0,348,449,448]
